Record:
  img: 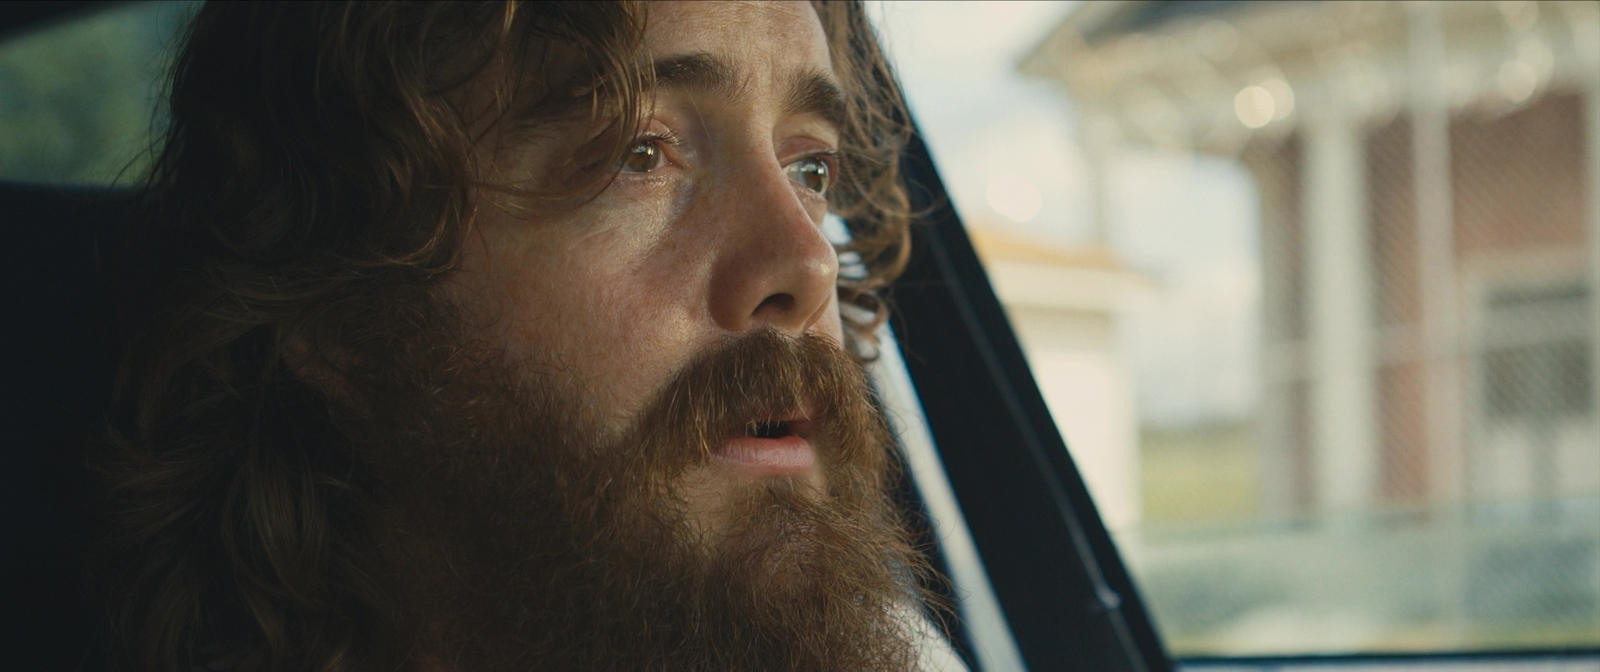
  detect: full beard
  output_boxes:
[339,322,930,671]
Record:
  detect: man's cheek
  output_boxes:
[817,293,847,344]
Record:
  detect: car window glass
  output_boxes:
[871,0,1600,658]
[0,2,196,186]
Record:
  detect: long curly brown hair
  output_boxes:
[94,1,913,670]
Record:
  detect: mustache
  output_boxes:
[636,328,881,469]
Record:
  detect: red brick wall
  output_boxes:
[1453,93,1587,257]
[1361,91,1588,507]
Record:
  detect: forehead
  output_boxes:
[642,1,832,74]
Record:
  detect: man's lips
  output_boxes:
[714,418,817,476]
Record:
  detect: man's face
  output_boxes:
[445,0,847,539]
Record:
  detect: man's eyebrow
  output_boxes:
[652,52,847,131]
[653,52,744,98]
[784,69,848,132]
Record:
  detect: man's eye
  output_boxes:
[618,139,666,174]
[785,156,832,195]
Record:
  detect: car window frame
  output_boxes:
[881,125,1172,672]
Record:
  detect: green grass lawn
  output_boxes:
[1139,421,1258,524]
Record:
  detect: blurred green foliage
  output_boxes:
[0,2,197,185]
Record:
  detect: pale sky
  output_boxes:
[866,1,1264,427]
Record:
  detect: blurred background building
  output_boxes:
[1022,0,1600,529]
[1013,0,1600,654]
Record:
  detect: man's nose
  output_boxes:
[706,156,840,336]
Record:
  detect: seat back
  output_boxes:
[1,181,129,669]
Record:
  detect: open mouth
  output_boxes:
[716,414,817,476]
[746,419,794,439]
